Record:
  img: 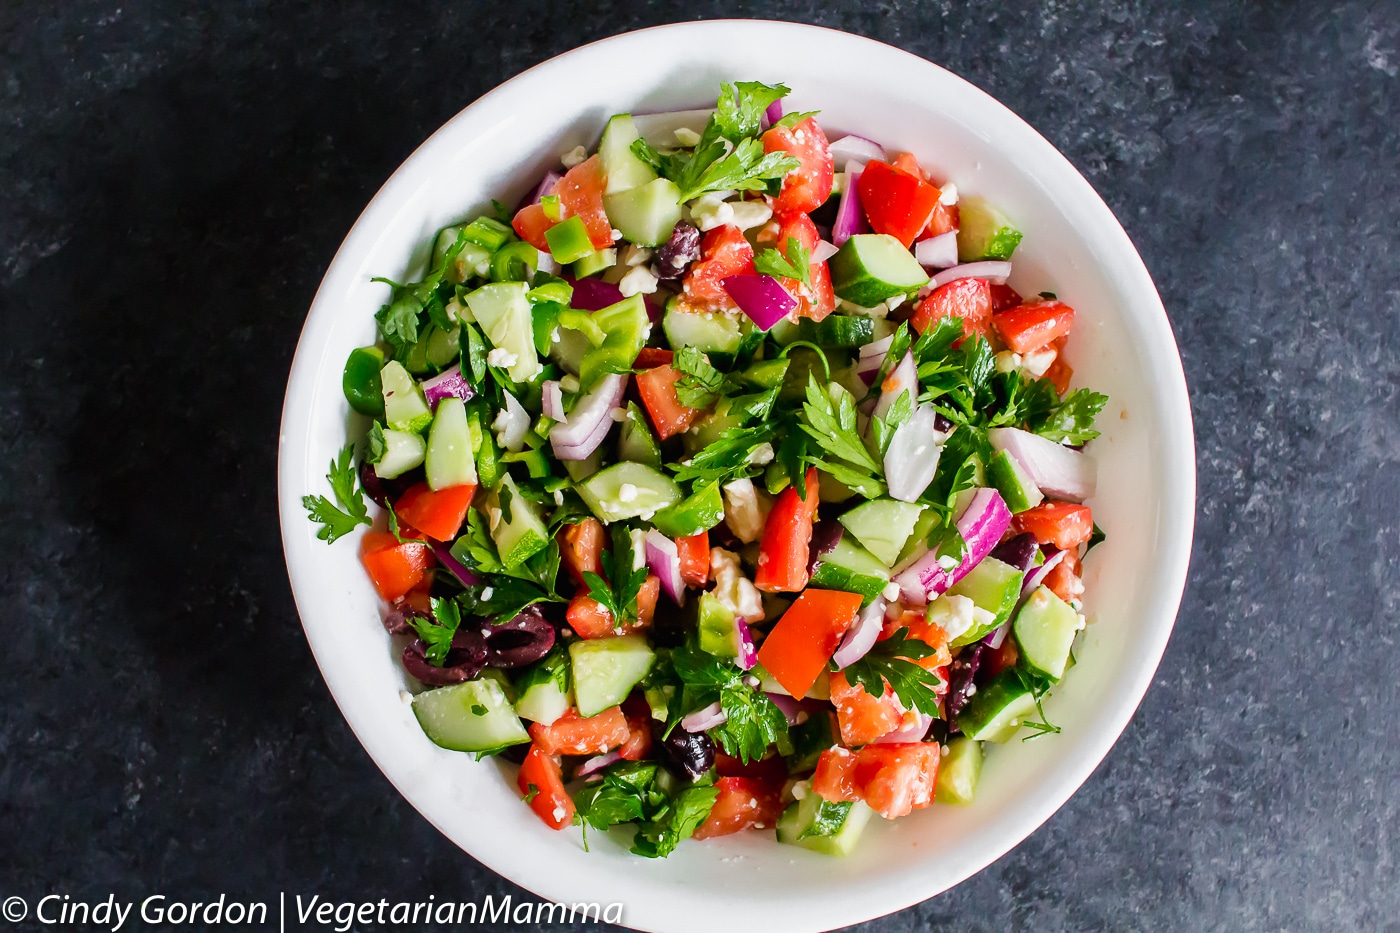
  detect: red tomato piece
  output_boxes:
[566,593,615,639]
[635,363,702,440]
[1014,501,1094,550]
[851,742,940,819]
[763,211,836,321]
[812,747,860,803]
[635,574,660,626]
[829,671,904,746]
[714,752,790,783]
[1044,353,1074,396]
[360,534,433,602]
[618,696,654,761]
[992,299,1076,354]
[691,776,785,840]
[1045,548,1085,605]
[984,638,1020,678]
[923,201,959,238]
[857,160,941,248]
[512,201,555,252]
[891,151,925,179]
[676,531,710,588]
[633,347,675,368]
[754,468,821,593]
[682,225,756,311]
[760,116,834,214]
[518,745,574,830]
[988,282,1023,313]
[528,707,631,757]
[555,154,613,250]
[911,277,995,340]
[755,588,863,699]
[393,482,476,543]
[558,517,606,589]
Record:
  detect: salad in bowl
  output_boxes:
[302,79,1107,860]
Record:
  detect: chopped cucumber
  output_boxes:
[425,396,478,490]
[374,427,427,479]
[412,678,530,754]
[343,346,386,416]
[893,507,941,570]
[987,449,1044,514]
[604,178,684,247]
[381,360,432,433]
[617,401,662,469]
[561,446,602,482]
[662,304,745,353]
[740,357,791,390]
[808,538,890,602]
[757,664,830,702]
[956,196,1023,262]
[544,215,596,264]
[789,314,875,348]
[513,647,573,726]
[486,473,549,567]
[425,324,461,369]
[465,282,541,383]
[569,634,656,718]
[955,669,1038,743]
[1013,585,1080,682]
[683,397,745,455]
[576,462,682,523]
[598,113,657,194]
[838,498,925,566]
[934,736,983,805]
[946,556,1024,647]
[650,480,724,537]
[827,234,930,308]
[776,795,876,856]
[696,592,738,658]
[435,226,493,283]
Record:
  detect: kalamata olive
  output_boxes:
[807,520,845,576]
[990,532,1040,572]
[654,223,701,280]
[483,606,556,668]
[654,721,714,781]
[933,412,955,434]
[381,605,427,635]
[945,643,986,722]
[401,628,488,685]
[358,460,418,509]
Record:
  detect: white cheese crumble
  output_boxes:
[480,586,495,601]
[722,477,769,543]
[1021,346,1058,379]
[560,145,587,168]
[618,264,659,297]
[937,554,959,571]
[882,581,903,602]
[610,407,627,422]
[690,191,737,231]
[618,482,638,503]
[727,199,773,231]
[486,347,517,369]
[938,182,959,206]
[926,594,977,640]
[995,350,1023,374]
[621,242,653,267]
[710,547,765,622]
[746,442,775,466]
[630,528,647,571]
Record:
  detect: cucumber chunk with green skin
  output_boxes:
[617,402,662,469]
[650,480,724,537]
[434,226,493,283]
[934,736,983,805]
[683,397,745,455]
[513,647,573,726]
[838,498,926,566]
[827,234,930,308]
[571,246,617,279]
[893,507,941,569]
[808,538,890,602]
[412,678,530,754]
[604,178,684,247]
[569,634,656,718]
[791,314,875,348]
[425,396,478,490]
[697,592,739,658]
[740,357,791,389]
[946,556,1024,647]
[776,795,876,856]
[465,281,541,383]
[756,664,830,702]
[987,449,1044,514]
[1012,585,1081,682]
[599,113,658,195]
[561,446,602,482]
[380,360,432,433]
[343,346,386,416]
[662,304,745,353]
[374,428,427,479]
[576,461,682,523]
[956,195,1023,261]
[955,669,1038,743]
[544,215,596,264]
[487,473,550,567]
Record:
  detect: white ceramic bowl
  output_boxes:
[278,20,1194,933]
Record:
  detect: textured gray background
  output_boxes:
[2,2,1398,931]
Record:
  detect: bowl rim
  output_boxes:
[277,19,1195,932]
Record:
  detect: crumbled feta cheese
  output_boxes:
[444,298,465,323]
[746,442,775,466]
[621,243,653,267]
[560,145,588,168]
[1021,346,1058,379]
[399,690,414,705]
[487,347,517,368]
[481,586,495,601]
[552,805,568,822]
[886,292,905,312]
[710,547,765,622]
[938,182,958,206]
[630,528,647,571]
[690,191,737,231]
[550,327,561,344]
[926,593,977,640]
[727,199,773,231]
[553,488,564,506]
[882,581,902,602]
[618,263,659,297]
[937,554,959,571]
[722,477,770,543]
[618,483,638,503]
[965,683,978,697]
[674,126,702,147]
[995,350,1023,374]
[610,228,623,242]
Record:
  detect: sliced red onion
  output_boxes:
[722,274,797,331]
[871,711,934,744]
[542,380,566,423]
[884,404,946,503]
[914,231,959,269]
[631,109,715,147]
[1021,548,1068,598]
[494,391,530,452]
[831,160,870,247]
[764,691,801,725]
[986,618,1013,650]
[535,249,561,278]
[549,373,626,461]
[569,277,625,312]
[763,99,782,129]
[430,540,481,587]
[735,618,757,671]
[988,427,1097,501]
[812,239,839,264]
[928,261,1012,291]
[528,170,562,206]
[421,365,475,411]
[578,751,623,780]
[856,335,894,385]
[828,135,888,172]
[644,529,686,605]
[681,701,727,733]
[873,351,916,421]
[895,488,1013,604]
[833,597,886,669]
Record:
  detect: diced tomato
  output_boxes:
[924,201,959,238]
[512,201,555,253]
[528,706,631,757]
[676,531,710,588]
[891,151,925,179]
[1014,501,1094,550]
[812,747,860,803]
[399,582,434,616]
[635,363,702,440]
[984,638,1019,678]
[911,277,994,339]
[829,671,904,746]
[851,743,940,819]
[691,776,785,840]
[754,468,820,593]
[755,588,863,699]
[636,574,660,626]
[992,299,1076,354]
[988,282,1023,313]
[518,745,574,830]
[762,211,836,321]
[760,116,834,214]
[392,482,476,543]
[714,752,790,783]
[555,154,613,249]
[1045,548,1085,604]
[901,611,954,674]
[633,347,675,368]
[618,696,654,761]
[558,517,606,589]
[682,225,755,311]
[564,578,657,639]
[1044,353,1074,396]
[360,534,433,602]
[858,160,941,248]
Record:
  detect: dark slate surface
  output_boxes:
[2,2,1397,931]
